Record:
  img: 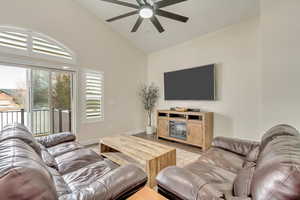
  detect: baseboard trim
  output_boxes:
[81,129,145,146]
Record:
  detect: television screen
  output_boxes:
[164,64,215,100]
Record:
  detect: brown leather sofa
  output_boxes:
[0,124,147,200]
[156,124,300,200]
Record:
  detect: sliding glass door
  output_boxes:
[31,69,73,135]
[0,64,74,135]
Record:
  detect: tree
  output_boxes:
[51,73,71,110]
[31,71,71,110]
[32,70,49,109]
[139,83,159,127]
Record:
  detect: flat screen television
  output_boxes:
[164,64,215,100]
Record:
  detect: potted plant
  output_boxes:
[139,83,159,135]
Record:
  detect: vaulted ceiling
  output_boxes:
[76,0,260,53]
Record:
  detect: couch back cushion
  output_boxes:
[0,124,41,154]
[251,125,300,200]
[212,137,259,156]
[0,124,58,199]
[0,168,57,200]
[36,132,76,148]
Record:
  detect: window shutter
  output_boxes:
[84,71,103,121]
[0,31,28,50]
[32,35,73,60]
[0,26,75,64]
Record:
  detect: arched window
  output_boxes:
[0,26,76,64]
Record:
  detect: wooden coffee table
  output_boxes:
[100,135,176,188]
[127,187,167,200]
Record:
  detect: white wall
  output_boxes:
[0,0,147,143]
[260,0,300,132]
[148,18,261,140]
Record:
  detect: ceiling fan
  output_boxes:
[100,0,189,33]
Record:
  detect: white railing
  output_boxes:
[0,109,71,135]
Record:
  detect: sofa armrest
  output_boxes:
[100,164,147,199]
[212,137,259,156]
[156,166,224,200]
[35,132,76,148]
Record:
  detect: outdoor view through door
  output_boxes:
[0,64,73,135]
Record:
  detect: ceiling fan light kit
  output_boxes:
[101,0,189,33]
[139,7,154,19]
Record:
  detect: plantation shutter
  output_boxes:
[84,71,103,120]
[0,30,28,51]
[32,35,73,60]
[0,27,75,64]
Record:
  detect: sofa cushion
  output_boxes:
[63,160,117,190]
[156,166,225,200]
[60,164,147,200]
[0,168,57,200]
[47,141,84,157]
[36,132,76,148]
[184,160,237,186]
[55,148,103,174]
[0,139,48,173]
[233,162,255,197]
[0,124,41,154]
[199,147,245,173]
[212,137,259,157]
[0,131,57,200]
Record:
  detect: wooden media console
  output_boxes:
[157,110,213,151]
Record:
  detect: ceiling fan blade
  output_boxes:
[107,11,138,22]
[156,0,188,8]
[131,17,144,32]
[100,0,139,9]
[156,9,189,22]
[150,16,165,33]
[136,0,145,5]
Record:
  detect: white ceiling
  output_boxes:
[76,0,260,53]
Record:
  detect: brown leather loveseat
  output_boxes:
[156,124,300,200]
[0,124,147,200]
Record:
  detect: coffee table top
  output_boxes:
[100,135,175,162]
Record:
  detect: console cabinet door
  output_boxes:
[187,122,203,146]
[158,119,169,137]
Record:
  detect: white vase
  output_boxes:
[146,126,154,135]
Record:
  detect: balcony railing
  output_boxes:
[0,109,71,135]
